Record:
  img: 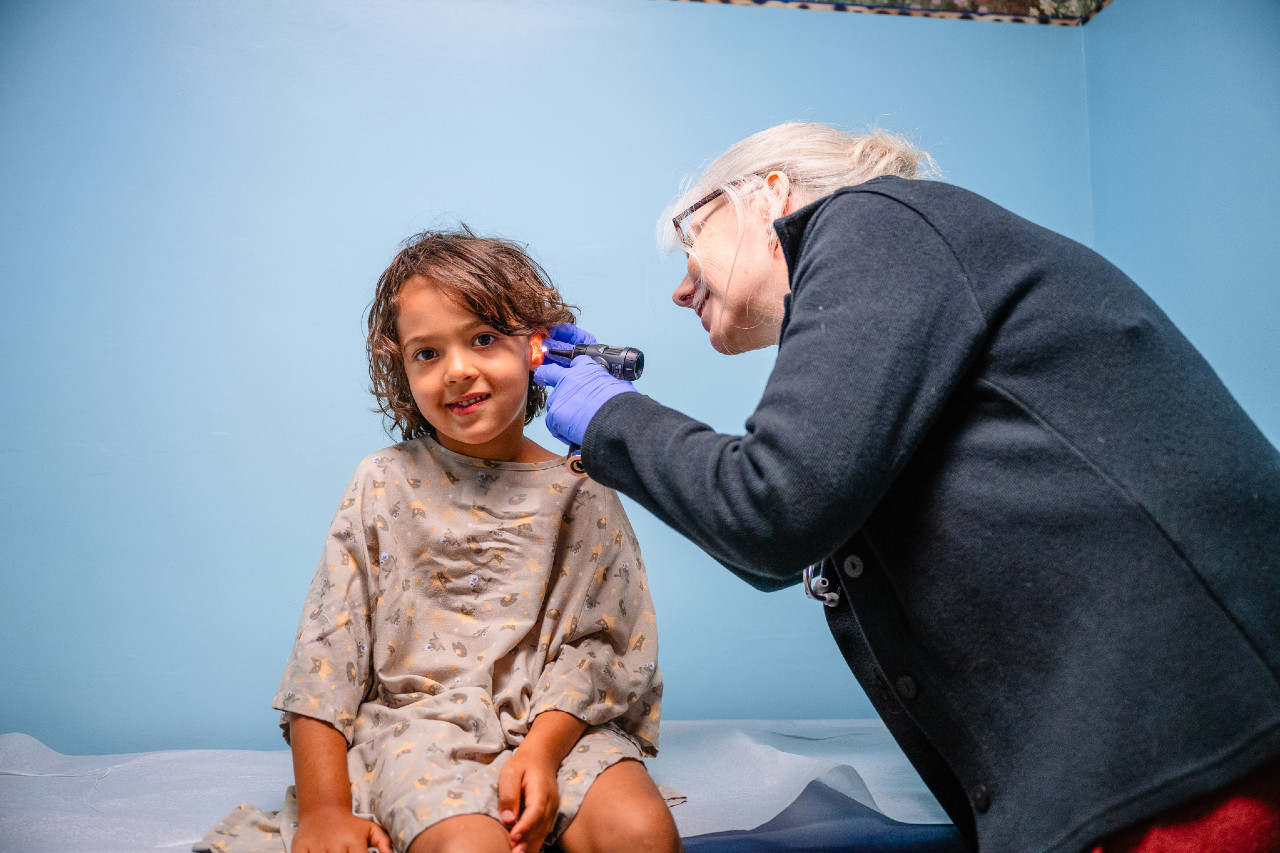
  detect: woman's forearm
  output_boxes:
[289,713,354,817]
[584,192,986,589]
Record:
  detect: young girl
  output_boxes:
[197,229,679,853]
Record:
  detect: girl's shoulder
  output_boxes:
[348,442,416,479]
[331,442,433,504]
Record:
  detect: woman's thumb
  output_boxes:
[533,362,568,387]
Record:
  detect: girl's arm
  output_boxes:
[289,714,392,853]
[498,709,589,853]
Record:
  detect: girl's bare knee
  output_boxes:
[606,804,683,853]
[562,760,683,853]
[407,814,511,853]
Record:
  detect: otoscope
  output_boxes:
[529,336,643,461]
[531,337,645,381]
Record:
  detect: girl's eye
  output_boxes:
[413,348,437,362]
[474,333,496,347]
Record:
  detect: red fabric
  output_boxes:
[1090,755,1280,853]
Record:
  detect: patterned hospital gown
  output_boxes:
[196,437,663,853]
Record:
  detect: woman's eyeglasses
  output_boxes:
[671,187,726,250]
[672,174,777,249]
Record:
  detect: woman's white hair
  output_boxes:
[658,122,939,253]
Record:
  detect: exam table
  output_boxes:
[1,719,966,852]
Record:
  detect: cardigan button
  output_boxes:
[842,554,864,577]
[972,784,992,813]
[894,675,917,700]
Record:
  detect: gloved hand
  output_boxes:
[534,354,637,448]
[540,322,597,363]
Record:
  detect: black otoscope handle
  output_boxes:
[546,343,645,381]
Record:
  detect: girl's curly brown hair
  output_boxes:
[367,226,577,441]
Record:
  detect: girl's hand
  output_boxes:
[288,715,388,853]
[498,746,561,853]
[292,805,392,853]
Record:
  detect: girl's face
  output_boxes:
[671,191,792,355]
[397,276,536,461]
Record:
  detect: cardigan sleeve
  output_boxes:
[582,190,989,591]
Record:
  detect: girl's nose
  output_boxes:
[442,350,477,382]
[672,276,697,308]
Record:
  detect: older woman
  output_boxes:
[534,123,1280,853]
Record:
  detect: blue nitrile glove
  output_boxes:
[541,322,597,364]
[534,355,637,448]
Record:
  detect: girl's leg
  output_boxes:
[557,759,682,853]
[409,814,512,853]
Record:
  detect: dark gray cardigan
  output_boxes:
[583,177,1280,853]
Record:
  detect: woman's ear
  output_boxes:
[766,171,793,216]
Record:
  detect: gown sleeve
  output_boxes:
[582,190,989,591]
[272,459,379,745]
[528,487,662,756]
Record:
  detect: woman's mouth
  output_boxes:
[696,301,711,331]
[446,393,489,415]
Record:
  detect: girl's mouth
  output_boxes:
[446,393,490,415]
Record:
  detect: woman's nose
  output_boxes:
[672,276,697,307]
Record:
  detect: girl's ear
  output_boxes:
[528,332,547,368]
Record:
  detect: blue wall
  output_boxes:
[1085,0,1280,441]
[0,0,1270,755]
